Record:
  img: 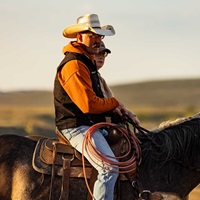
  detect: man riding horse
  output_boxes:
[53,13,140,200]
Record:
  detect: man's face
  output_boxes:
[78,31,104,54]
[95,51,108,70]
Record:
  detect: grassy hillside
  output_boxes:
[0,91,55,136]
[111,78,200,107]
[0,78,199,136]
[111,78,200,128]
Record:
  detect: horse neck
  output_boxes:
[138,157,200,199]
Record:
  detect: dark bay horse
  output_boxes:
[0,115,200,199]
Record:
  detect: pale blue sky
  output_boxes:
[0,0,200,91]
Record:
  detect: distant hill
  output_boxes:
[110,78,200,108]
[1,78,199,108]
[0,90,53,107]
[0,78,199,135]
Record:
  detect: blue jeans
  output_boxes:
[61,125,118,200]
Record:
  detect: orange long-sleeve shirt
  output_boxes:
[58,41,119,114]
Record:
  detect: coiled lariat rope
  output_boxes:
[82,121,142,199]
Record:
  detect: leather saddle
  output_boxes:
[32,128,97,200]
[31,127,128,200]
[33,137,93,178]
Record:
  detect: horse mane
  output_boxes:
[155,112,200,132]
[137,113,200,169]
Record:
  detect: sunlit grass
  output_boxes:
[0,105,55,135]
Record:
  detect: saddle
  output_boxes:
[32,126,131,200]
[33,138,93,176]
[32,128,97,200]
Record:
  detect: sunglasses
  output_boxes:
[96,51,108,57]
[81,31,105,39]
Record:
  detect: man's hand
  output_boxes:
[113,103,127,116]
[113,103,140,125]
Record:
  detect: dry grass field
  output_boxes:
[0,78,200,199]
[0,78,199,133]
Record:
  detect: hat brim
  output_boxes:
[99,47,111,54]
[63,24,115,38]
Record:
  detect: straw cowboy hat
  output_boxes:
[99,41,111,54]
[63,14,115,38]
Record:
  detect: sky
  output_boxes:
[1,0,200,91]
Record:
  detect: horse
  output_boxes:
[0,113,200,200]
